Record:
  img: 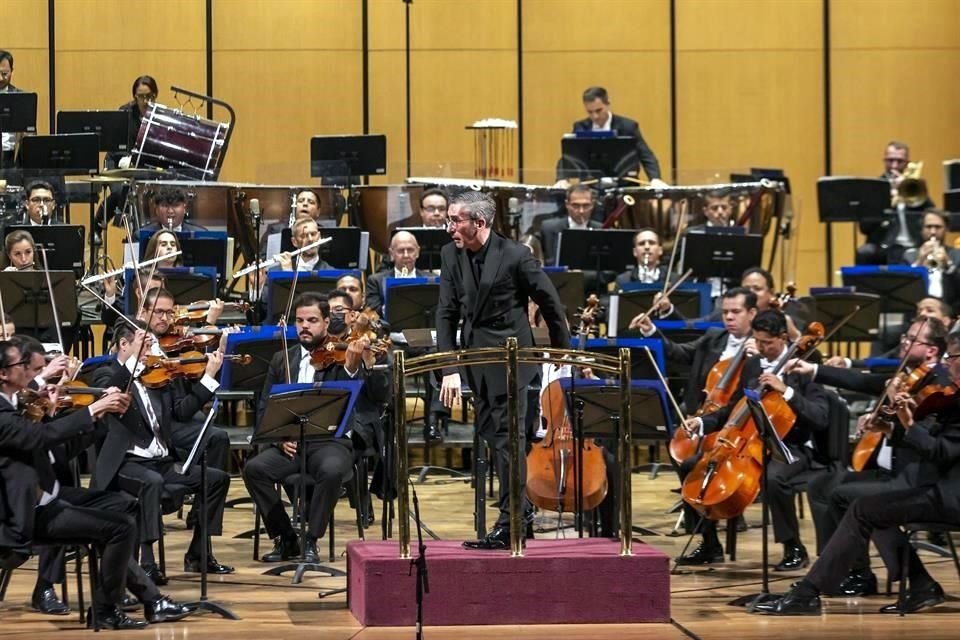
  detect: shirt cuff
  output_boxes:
[344,366,359,378]
[200,374,220,392]
[783,386,795,402]
[640,324,656,338]
[34,375,46,388]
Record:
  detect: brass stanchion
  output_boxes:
[505,337,523,558]
[618,347,633,556]
[394,349,411,559]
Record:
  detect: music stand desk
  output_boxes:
[280,227,369,271]
[0,270,77,333]
[56,110,130,154]
[557,377,672,440]
[396,227,451,273]
[383,278,440,331]
[841,265,927,314]
[803,291,882,343]
[683,231,763,282]
[543,267,585,328]
[19,133,99,177]
[221,325,298,392]
[123,267,218,314]
[583,337,665,378]
[557,228,636,274]
[7,224,84,275]
[266,269,359,323]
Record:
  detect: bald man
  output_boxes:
[366,231,431,315]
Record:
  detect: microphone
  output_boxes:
[166,214,174,230]
[508,196,520,217]
[249,198,261,223]
[41,203,49,225]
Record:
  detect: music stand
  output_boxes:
[384,279,440,330]
[221,325,298,392]
[7,224,84,275]
[801,292,881,343]
[177,399,239,620]
[817,177,892,278]
[557,229,636,274]
[56,111,129,154]
[256,382,362,585]
[840,266,927,314]
[266,270,358,324]
[944,160,960,191]
[0,92,37,170]
[122,267,218,313]
[583,338,666,380]
[684,232,763,282]
[559,136,639,180]
[559,377,671,536]
[280,227,367,270]
[310,134,386,179]
[138,230,229,279]
[0,270,77,339]
[19,133,99,177]
[944,191,960,229]
[397,227,452,272]
[611,283,711,336]
[543,268,585,328]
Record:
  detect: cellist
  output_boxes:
[679,310,830,569]
[783,316,947,597]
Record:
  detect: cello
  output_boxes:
[525,296,607,516]
[681,323,825,520]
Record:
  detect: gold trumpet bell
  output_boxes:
[896,161,928,208]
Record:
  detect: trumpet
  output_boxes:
[232,237,332,279]
[79,250,183,286]
[894,161,928,209]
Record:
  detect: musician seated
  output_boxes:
[419,188,449,228]
[614,229,668,289]
[274,215,333,272]
[901,210,960,309]
[740,266,803,340]
[366,231,431,316]
[538,185,602,267]
[102,267,165,333]
[678,310,830,570]
[752,325,960,616]
[337,274,365,309]
[3,228,35,270]
[92,305,233,583]
[141,187,207,233]
[20,180,63,226]
[242,293,366,563]
[260,189,328,246]
[686,192,739,232]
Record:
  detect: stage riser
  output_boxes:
[348,539,670,626]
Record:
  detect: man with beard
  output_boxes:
[242,292,370,562]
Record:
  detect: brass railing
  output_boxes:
[393,337,633,559]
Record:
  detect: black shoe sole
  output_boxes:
[880,594,946,614]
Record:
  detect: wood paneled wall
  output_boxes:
[13,0,960,292]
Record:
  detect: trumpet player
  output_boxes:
[905,211,960,306]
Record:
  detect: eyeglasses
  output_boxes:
[135,94,156,102]
[445,215,474,228]
[152,309,176,318]
[29,197,55,205]
[900,333,933,346]
[944,353,960,361]
[1,359,29,370]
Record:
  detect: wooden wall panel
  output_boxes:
[4,0,49,134]
[367,0,407,184]
[831,0,960,274]
[211,0,362,183]
[522,0,671,185]
[677,0,824,289]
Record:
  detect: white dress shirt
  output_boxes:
[591,112,613,132]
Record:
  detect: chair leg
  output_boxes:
[76,551,86,624]
[87,546,99,631]
[797,493,805,520]
[328,509,336,563]
[898,529,911,617]
[946,531,960,583]
[252,504,261,562]
[354,465,366,541]
[726,518,738,561]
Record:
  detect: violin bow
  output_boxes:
[641,346,687,431]
[864,314,925,424]
[0,284,7,340]
[119,210,146,307]
[37,245,65,354]
[279,243,309,385]
[631,268,694,328]
[661,198,690,294]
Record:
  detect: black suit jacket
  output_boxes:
[890,412,960,523]
[436,232,571,396]
[257,344,388,453]
[572,114,661,180]
[701,355,830,449]
[538,217,602,267]
[89,358,215,488]
[660,327,730,412]
[0,396,96,555]
[365,269,432,317]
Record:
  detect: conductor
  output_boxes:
[436,191,571,550]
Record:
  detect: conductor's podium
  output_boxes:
[348,538,670,626]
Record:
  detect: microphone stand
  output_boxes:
[250,201,262,325]
[408,482,429,640]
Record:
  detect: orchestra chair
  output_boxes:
[787,390,851,520]
[894,522,960,615]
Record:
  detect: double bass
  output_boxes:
[681,323,825,520]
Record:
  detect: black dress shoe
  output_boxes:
[31,587,70,615]
[302,539,320,564]
[89,605,149,630]
[183,554,235,574]
[750,589,822,616]
[463,526,514,551]
[262,534,300,563]
[837,570,878,597]
[423,421,443,443]
[675,541,724,566]
[774,544,809,572]
[880,581,945,614]
[141,563,168,586]
[144,595,193,623]
[121,594,141,612]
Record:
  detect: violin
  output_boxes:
[138,351,252,389]
[174,301,250,325]
[852,362,957,471]
[309,334,392,371]
[681,322,825,521]
[157,325,225,353]
[18,382,108,421]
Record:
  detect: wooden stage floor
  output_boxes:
[2,470,959,639]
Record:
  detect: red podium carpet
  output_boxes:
[348,538,671,626]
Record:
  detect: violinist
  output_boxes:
[679,310,830,570]
[90,319,233,584]
[242,292,365,564]
[752,326,960,616]
[785,317,948,596]
[0,340,184,629]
